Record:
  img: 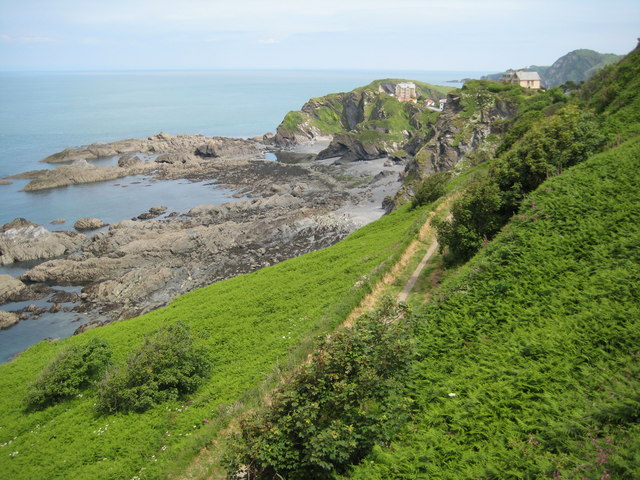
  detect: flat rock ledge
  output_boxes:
[0,218,87,266]
[0,274,27,303]
[41,133,265,164]
[13,134,267,192]
[0,311,19,330]
[74,217,108,231]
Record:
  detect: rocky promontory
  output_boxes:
[11,134,266,192]
[273,79,452,162]
[41,132,264,164]
[0,85,416,331]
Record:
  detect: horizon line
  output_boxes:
[0,67,495,74]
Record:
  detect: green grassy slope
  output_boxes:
[581,43,640,142]
[345,137,640,479]
[0,206,424,480]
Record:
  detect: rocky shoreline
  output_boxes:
[0,132,404,337]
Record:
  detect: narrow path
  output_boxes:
[397,238,438,302]
[343,194,456,326]
[180,195,457,480]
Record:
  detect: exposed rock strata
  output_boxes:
[410,92,518,176]
[20,160,156,191]
[0,311,19,330]
[74,217,108,231]
[386,88,520,210]
[0,275,27,303]
[16,134,266,192]
[20,192,352,320]
[13,155,401,322]
[41,133,263,164]
[0,218,87,266]
[3,127,404,328]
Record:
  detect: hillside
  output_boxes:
[341,44,640,479]
[345,135,640,479]
[483,48,623,87]
[580,42,640,141]
[0,205,425,480]
[216,45,640,479]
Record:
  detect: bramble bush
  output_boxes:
[435,179,506,263]
[223,299,415,479]
[410,172,450,210]
[491,104,605,213]
[97,322,210,413]
[25,337,111,410]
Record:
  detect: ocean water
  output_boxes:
[0,69,487,362]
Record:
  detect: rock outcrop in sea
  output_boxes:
[0,218,87,266]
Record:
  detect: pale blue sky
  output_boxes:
[0,0,638,71]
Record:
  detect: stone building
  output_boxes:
[503,69,542,89]
[395,82,417,101]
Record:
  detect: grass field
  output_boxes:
[0,204,425,480]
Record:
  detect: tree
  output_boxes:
[410,172,450,209]
[436,180,506,264]
[491,104,605,213]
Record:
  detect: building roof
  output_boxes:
[516,71,541,81]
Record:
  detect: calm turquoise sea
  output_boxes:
[0,69,487,362]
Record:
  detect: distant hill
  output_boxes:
[483,49,623,87]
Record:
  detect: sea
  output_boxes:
[0,69,487,362]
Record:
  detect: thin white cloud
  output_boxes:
[0,34,12,42]
[19,36,55,44]
[59,0,535,35]
[258,38,280,44]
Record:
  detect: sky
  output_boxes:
[0,0,638,72]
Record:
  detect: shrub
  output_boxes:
[435,179,506,264]
[26,338,111,409]
[97,322,210,413]
[437,105,604,263]
[410,172,450,209]
[223,299,414,479]
[491,104,605,213]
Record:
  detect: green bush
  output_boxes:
[435,179,507,264]
[491,104,605,213]
[26,338,111,409]
[437,104,604,263]
[223,299,415,479]
[410,172,450,209]
[97,322,210,413]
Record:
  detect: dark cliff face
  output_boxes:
[384,82,521,210]
[407,88,519,177]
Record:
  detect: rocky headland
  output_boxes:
[2,76,519,335]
